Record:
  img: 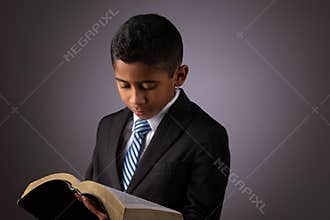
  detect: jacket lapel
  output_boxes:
[126,89,193,193]
[103,108,132,190]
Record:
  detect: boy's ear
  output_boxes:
[174,65,189,87]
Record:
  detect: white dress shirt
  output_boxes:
[125,88,181,159]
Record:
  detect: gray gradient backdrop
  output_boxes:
[1,0,329,219]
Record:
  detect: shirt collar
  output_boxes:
[133,88,181,132]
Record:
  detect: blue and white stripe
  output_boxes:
[122,119,151,191]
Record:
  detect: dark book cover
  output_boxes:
[17,180,101,220]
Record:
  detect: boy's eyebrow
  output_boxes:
[114,77,159,83]
[114,77,127,82]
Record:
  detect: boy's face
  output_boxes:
[113,59,186,119]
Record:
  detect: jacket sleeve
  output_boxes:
[85,160,94,180]
[182,127,230,220]
[84,117,106,180]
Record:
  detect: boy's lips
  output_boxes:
[133,109,148,115]
[135,110,147,117]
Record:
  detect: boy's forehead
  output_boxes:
[113,60,168,81]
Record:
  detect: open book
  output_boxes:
[17,173,183,220]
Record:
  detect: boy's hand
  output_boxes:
[74,193,109,220]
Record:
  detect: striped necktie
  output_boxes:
[122,119,151,191]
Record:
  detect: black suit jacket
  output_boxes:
[85,89,230,220]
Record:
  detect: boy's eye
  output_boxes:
[119,82,130,88]
[140,82,157,90]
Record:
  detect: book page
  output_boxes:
[105,186,181,213]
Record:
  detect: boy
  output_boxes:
[82,13,230,220]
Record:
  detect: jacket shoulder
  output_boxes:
[190,102,227,134]
[189,102,230,163]
[98,108,128,125]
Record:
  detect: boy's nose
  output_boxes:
[129,90,146,105]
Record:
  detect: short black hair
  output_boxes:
[110,13,183,76]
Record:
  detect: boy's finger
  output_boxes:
[81,196,108,220]
[74,192,82,201]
